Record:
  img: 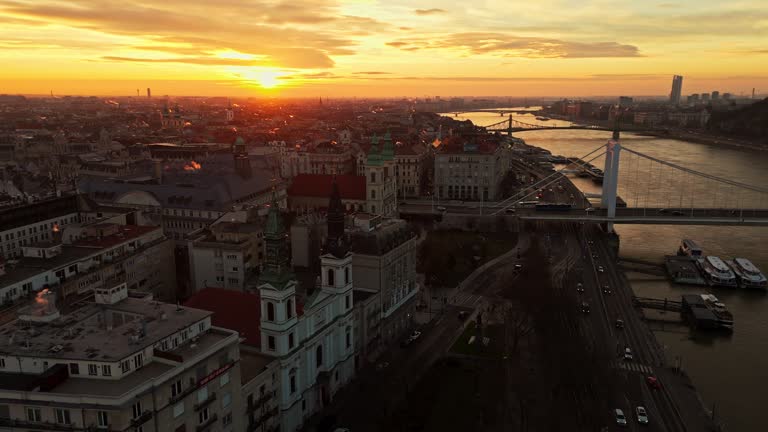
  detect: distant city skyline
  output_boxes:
[1,0,767,97]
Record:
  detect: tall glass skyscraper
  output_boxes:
[670,75,683,104]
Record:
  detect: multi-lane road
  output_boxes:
[575,225,691,432]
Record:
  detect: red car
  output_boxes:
[646,375,661,389]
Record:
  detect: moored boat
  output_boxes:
[696,256,737,287]
[727,258,767,291]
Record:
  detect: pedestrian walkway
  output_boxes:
[614,360,654,374]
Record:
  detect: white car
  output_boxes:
[436,206,447,212]
[615,409,627,426]
[597,265,605,273]
[624,347,634,361]
[636,406,649,424]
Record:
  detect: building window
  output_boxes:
[198,407,210,424]
[197,387,208,403]
[316,345,323,368]
[288,332,295,349]
[222,412,232,426]
[88,364,98,375]
[55,408,71,425]
[173,403,184,418]
[370,172,376,183]
[97,411,108,428]
[345,294,351,310]
[0,358,5,368]
[131,401,142,419]
[69,363,79,375]
[289,370,297,394]
[171,379,182,398]
[121,360,131,373]
[222,392,231,408]
[345,267,349,284]
[220,371,230,386]
[327,268,335,287]
[267,302,275,321]
[286,299,293,319]
[346,328,351,348]
[102,365,111,376]
[133,353,144,369]
[371,189,376,199]
[26,407,42,422]
[267,336,276,351]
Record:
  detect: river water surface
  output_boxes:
[445,110,768,432]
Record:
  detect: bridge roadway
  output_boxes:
[398,203,768,226]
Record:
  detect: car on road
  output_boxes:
[592,253,599,259]
[436,206,447,212]
[505,208,516,213]
[334,428,351,432]
[581,302,591,314]
[615,409,627,426]
[671,210,685,216]
[636,406,649,424]
[576,283,585,293]
[602,285,612,294]
[615,319,624,329]
[588,240,594,245]
[585,207,595,213]
[513,264,523,272]
[597,265,605,273]
[646,375,661,389]
[623,347,634,361]
[658,208,668,214]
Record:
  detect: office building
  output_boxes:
[433,134,510,201]
[670,75,684,104]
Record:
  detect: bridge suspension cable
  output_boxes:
[493,143,605,210]
[492,144,607,215]
[622,147,768,194]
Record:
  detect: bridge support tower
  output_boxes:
[601,133,622,233]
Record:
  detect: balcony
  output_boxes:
[195,414,218,432]
[246,390,276,413]
[247,406,279,430]
[194,392,217,411]
[130,411,153,427]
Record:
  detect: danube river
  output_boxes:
[445,110,768,431]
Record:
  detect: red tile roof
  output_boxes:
[288,174,366,200]
[184,288,262,347]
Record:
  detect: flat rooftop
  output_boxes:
[240,348,275,385]
[0,297,212,362]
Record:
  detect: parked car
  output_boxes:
[576,283,585,293]
[658,208,668,214]
[505,208,516,213]
[597,265,605,273]
[585,207,595,213]
[671,210,685,216]
[436,206,447,212]
[636,406,649,424]
[615,319,624,329]
[615,409,627,426]
[602,285,612,294]
[513,264,523,272]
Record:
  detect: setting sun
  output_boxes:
[255,71,281,89]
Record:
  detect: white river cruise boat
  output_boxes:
[696,256,738,287]
[727,258,767,291]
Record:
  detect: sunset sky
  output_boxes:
[1,0,767,97]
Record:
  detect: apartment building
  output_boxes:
[0,288,242,432]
